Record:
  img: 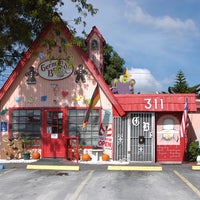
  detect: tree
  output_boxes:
[0,0,98,72]
[103,44,125,86]
[76,37,125,86]
[168,70,200,94]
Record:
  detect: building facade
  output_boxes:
[0,15,197,163]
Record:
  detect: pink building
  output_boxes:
[0,14,198,163]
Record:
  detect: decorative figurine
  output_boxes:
[25,66,38,84]
[11,132,23,159]
[1,135,12,160]
[74,64,87,83]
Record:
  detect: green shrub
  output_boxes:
[188,141,199,162]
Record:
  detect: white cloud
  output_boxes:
[59,0,200,93]
[129,68,163,94]
[124,0,199,35]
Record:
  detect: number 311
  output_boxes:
[144,98,164,110]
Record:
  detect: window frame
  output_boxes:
[10,108,42,147]
[68,108,101,147]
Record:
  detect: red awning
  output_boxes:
[115,93,197,112]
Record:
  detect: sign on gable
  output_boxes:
[38,60,73,80]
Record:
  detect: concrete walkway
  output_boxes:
[0,158,198,171]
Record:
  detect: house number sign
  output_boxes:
[144,98,164,110]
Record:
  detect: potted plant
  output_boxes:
[188,141,200,164]
[21,135,31,160]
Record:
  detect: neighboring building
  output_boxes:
[0,14,197,163]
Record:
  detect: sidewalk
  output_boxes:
[0,158,198,171]
[0,158,130,171]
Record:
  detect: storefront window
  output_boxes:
[68,109,100,147]
[11,109,42,146]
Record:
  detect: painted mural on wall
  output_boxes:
[157,115,180,145]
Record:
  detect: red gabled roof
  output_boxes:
[0,19,68,99]
[74,45,124,116]
[86,26,106,45]
[0,14,125,116]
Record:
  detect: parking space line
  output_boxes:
[173,170,200,198]
[192,166,200,170]
[67,170,94,200]
[26,165,80,171]
[108,165,162,171]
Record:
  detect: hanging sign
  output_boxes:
[38,60,73,80]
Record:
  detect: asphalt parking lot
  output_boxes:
[0,160,200,200]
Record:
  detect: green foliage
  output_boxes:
[103,44,125,86]
[74,37,126,86]
[0,0,124,84]
[188,141,199,162]
[168,70,200,95]
[74,36,87,52]
[0,0,98,70]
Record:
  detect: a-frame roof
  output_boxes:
[0,14,125,116]
[86,26,106,45]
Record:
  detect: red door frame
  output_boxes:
[42,108,67,158]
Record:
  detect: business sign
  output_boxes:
[1,122,8,132]
[38,60,73,80]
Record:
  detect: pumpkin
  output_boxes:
[82,153,91,161]
[102,153,110,161]
[32,151,40,159]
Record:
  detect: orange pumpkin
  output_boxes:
[102,153,110,161]
[82,153,91,161]
[32,151,40,159]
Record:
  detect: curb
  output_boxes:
[107,165,163,171]
[26,165,80,171]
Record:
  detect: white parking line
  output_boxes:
[173,170,200,198]
[67,170,94,200]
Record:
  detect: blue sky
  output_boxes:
[61,0,200,93]
[1,0,200,94]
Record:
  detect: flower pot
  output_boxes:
[32,151,40,159]
[82,153,91,161]
[102,153,110,161]
[23,153,30,160]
